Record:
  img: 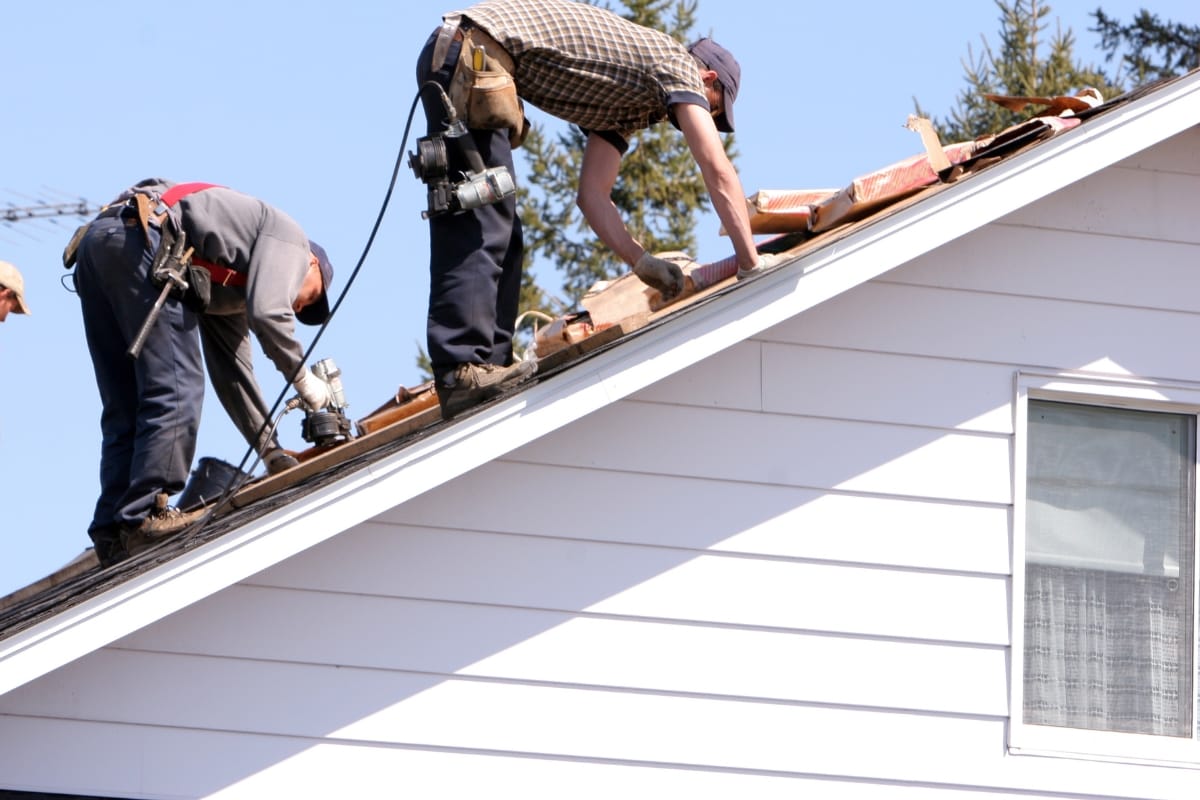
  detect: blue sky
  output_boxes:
[1,0,1194,597]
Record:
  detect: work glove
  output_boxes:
[737,252,787,281]
[634,251,687,301]
[293,366,333,411]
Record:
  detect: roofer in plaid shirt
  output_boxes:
[417,0,782,419]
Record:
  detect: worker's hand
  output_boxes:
[293,366,333,411]
[634,251,687,301]
[736,252,787,281]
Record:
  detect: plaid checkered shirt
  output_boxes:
[453,0,707,148]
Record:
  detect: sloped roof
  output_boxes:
[2,69,1199,697]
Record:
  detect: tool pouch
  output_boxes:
[151,223,211,313]
[182,260,212,314]
[62,223,90,269]
[449,31,529,148]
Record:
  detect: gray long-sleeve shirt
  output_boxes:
[167,186,311,384]
[166,186,313,454]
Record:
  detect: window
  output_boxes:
[1012,376,1200,767]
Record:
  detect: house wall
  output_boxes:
[2,127,1200,799]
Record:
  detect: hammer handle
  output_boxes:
[127,281,173,360]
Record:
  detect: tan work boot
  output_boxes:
[437,360,537,420]
[120,493,205,557]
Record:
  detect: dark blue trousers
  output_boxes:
[74,212,204,536]
[417,29,524,386]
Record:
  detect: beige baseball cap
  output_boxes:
[0,260,30,314]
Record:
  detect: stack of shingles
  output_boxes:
[539,91,1101,349]
[690,103,1092,289]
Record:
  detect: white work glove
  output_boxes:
[293,366,333,411]
[737,252,787,281]
[634,251,687,301]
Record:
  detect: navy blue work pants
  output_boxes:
[416,29,523,386]
[74,212,204,534]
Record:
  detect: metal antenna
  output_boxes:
[2,190,100,245]
[3,199,99,223]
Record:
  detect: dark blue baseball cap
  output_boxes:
[688,37,740,133]
[297,240,334,326]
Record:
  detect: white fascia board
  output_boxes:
[3,73,1199,698]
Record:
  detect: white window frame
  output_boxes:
[1011,371,1200,768]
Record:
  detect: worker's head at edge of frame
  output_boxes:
[0,260,31,322]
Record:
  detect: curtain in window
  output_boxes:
[1024,400,1195,737]
[1025,565,1190,735]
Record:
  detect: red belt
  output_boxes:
[194,257,247,288]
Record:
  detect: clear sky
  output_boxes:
[1,0,1194,597]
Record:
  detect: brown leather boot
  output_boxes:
[120,493,205,557]
[436,360,537,420]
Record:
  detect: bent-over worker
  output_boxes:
[416,0,782,419]
[165,182,337,477]
[74,180,335,566]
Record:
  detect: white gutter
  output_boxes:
[2,71,1198,698]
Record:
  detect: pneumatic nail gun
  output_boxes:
[300,357,354,448]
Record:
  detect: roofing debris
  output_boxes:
[0,84,1152,630]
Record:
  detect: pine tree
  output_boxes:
[1091,9,1200,87]
[916,0,1119,142]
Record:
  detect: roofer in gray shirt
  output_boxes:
[415,0,782,419]
[166,183,336,474]
[73,180,334,566]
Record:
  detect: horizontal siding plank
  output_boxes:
[766,282,1200,384]
[390,462,1012,574]
[0,715,307,799]
[262,527,1012,642]
[511,402,1012,504]
[4,714,1196,800]
[121,576,1011,676]
[7,624,1008,721]
[130,536,1010,650]
[263,530,1010,643]
[759,343,1015,433]
[1004,164,1200,244]
[633,340,764,411]
[3,677,1193,798]
[1113,126,1200,176]
[631,334,1018,435]
[892,224,1200,313]
[568,551,1008,643]
[0,661,1023,775]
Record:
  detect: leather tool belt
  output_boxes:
[149,184,248,289]
[432,15,529,148]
